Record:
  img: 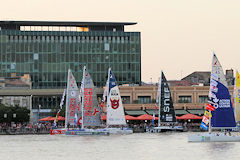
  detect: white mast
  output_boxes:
[65,69,70,129]
[81,66,86,129]
[158,71,162,127]
[106,67,111,127]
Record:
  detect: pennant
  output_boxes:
[202,116,209,125]
[206,104,215,111]
[74,113,78,126]
[204,110,212,118]
[77,117,82,125]
[59,89,66,109]
[155,104,158,111]
[100,101,104,110]
[200,122,208,130]
[77,103,80,111]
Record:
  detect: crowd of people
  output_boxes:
[0,122,52,134]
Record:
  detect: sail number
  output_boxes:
[163,85,170,113]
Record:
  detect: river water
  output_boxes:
[0,132,240,160]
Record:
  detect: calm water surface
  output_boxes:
[0,132,240,160]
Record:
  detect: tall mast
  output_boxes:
[208,53,215,134]
[81,66,86,129]
[65,69,70,129]
[106,67,111,127]
[158,71,162,127]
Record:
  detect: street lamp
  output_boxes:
[4,113,7,118]
[13,113,16,118]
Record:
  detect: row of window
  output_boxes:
[121,95,209,104]
[2,35,138,43]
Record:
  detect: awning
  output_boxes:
[39,116,65,121]
[175,110,189,115]
[136,114,158,120]
[125,115,137,120]
[177,113,202,120]
[39,116,53,121]
[145,110,159,115]
[125,110,147,116]
[101,114,137,120]
[187,109,204,115]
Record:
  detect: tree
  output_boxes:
[0,104,30,123]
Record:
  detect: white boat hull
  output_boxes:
[65,128,109,136]
[188,133,240,142]
[103,128,133,134]
[146,126,183,133]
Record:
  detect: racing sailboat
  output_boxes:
[65,66,109,135]
[188,53,240,142]
[103,68,133,134]
[152,71,183,132]
[50,69,78,135]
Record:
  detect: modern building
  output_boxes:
[0,21,141,112]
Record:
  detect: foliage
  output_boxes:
[0,104,30,123]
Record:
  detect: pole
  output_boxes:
[158,71,162,127]
[81,66,86,129]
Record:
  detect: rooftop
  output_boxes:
[0,21,137,27]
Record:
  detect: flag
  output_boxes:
[200,122,208,130]
[103,88,107,102]
[155,104,158,111]
[100,101,104,110]
[59,89,66,109]
[206,104,215,111]
[152,113,155,125]
[202,116,209,125]
[77,103,80,111]
[77,117,82,125]
[74,113,78,126]
[204,110,212,118]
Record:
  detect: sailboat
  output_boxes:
[188,53,240,142]
[65,66,109,135]
[151,71,183,132]
[50,69,78,135]
[103,68,133,134]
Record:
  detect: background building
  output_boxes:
[0,21,141,113]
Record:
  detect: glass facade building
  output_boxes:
[0,21,141,89]
[0,21,141,114]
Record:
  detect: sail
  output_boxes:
[65,69,80,128]
[234,71,240,122]
[82,66,102,126]
[106,68,126,125]
[158,71,176,123]
[210,54,236,127]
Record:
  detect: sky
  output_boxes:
[1,0,240,83]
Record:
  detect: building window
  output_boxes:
[138,96,151,104]
[104,43,110,51]
[122,96,130,104]
[178,96,192,103]
[199,95,208,103]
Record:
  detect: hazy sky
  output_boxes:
[1,0,240,82]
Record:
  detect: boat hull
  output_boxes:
[104,128,133,134]
[146,126,184,133]
[188,133,240,142]
[65,129,109,136]
[50,129,66,135]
